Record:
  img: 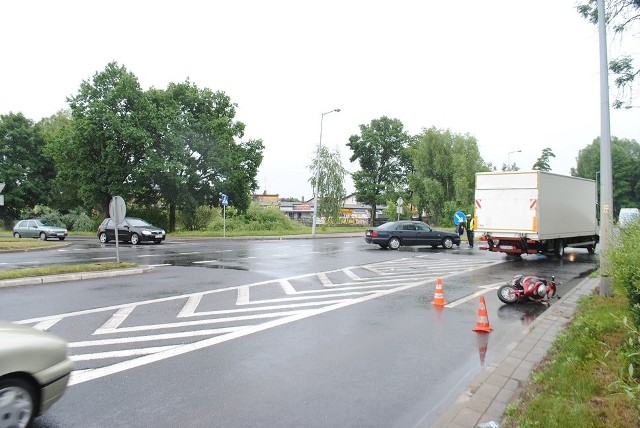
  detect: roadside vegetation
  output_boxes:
[502,223,640,427]
[0,262,138,281]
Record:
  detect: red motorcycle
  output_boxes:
[497,275,558,304]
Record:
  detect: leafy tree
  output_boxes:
[408,127,487,225]
[532,147,556,171]
[63,62,153,216]
[38,110,82,211]
[309,145,348,224]
[145,81,263,231]
[0,113,55,226]
[577,0,640,108]
[572,136,640,216]
[347,116,411,225]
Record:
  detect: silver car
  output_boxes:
[12,219,68,241]
[0,321,73,427]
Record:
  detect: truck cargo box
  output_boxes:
[474,171,598,255]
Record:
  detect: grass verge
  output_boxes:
[501,292,640,427]
[0,262,138,281]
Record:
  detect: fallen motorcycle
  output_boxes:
[497,275,558,304]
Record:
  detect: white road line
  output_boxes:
[91,257,116,261]
[236,286,250,304]
[317,273,333,287]
[68,327,245,347]
[95,306,136,333]
[33,318,63,331]
[342,268,361,281]
[193,260,219,264]
[15,259,504,326]
[279,279,296,295]
[70,345,180,361]
[67,280,428,386]
[178,295,203,318]
[444,282,504,308]
[237,290,379,306]
[94,310,311,334]
[186,299,351,317]
[149,263,172,267]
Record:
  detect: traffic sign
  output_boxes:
[454,211,466,225]
[221,194,229,206]
[109,196,126,224]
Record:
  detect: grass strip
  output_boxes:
[502,293,640,427]
[0,262,138,280]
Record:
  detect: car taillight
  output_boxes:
[370,231,378,237]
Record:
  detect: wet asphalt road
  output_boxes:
[0,237,596,427]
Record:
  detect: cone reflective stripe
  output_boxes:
[472,296,493,332]
[431,278,447,306]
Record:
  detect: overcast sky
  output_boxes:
[2,1,638,200]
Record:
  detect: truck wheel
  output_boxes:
[497,285,519,304]
[387,237,401,250]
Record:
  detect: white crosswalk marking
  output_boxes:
[15,255,503,386]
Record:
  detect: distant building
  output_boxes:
[252,191,387,226]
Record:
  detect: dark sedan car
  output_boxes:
[97,217,166,245]
[365,220,461,250]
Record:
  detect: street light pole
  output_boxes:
[507,150,521,167]
[597,0,614,296]
[311,108,340,237]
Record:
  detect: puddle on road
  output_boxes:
[496,302,548,325]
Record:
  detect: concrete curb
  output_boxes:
[429,276,600,428]
[0,266,155,288]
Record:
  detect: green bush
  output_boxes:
[211,204,304,232]
[609,221,640,328]
[19,205,94,231]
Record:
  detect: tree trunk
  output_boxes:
[169,203,176,232]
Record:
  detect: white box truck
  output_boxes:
[473,171,599,256]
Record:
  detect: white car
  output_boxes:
[0,321,73,427]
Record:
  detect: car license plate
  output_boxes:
[155,234,163,239]
[500,245,513,250]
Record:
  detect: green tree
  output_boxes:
[572,136,640,216]
[0,113,54,226]
[63,62,153,216]
[532,147,556,171]
[577,0,640,108]
[309,145,348,225]
[347,116,411,225]
[38,110,82,211]
[145,80,263,231]
[408,127,487,225]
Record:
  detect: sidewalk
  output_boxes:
[429,276,600,428]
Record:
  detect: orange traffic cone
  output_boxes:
[472,296,493,332]
[431,278,447,306]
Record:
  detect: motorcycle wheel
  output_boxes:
[497,285,520,304]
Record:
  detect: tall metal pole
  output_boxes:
[311,108,340,237]
[598,0,614,296]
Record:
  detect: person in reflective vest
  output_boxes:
[466,214,475,248]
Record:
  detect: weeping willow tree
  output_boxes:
[309,145,348,225]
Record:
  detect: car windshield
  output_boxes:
[38,220,59,227]
[127,219,152,227]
